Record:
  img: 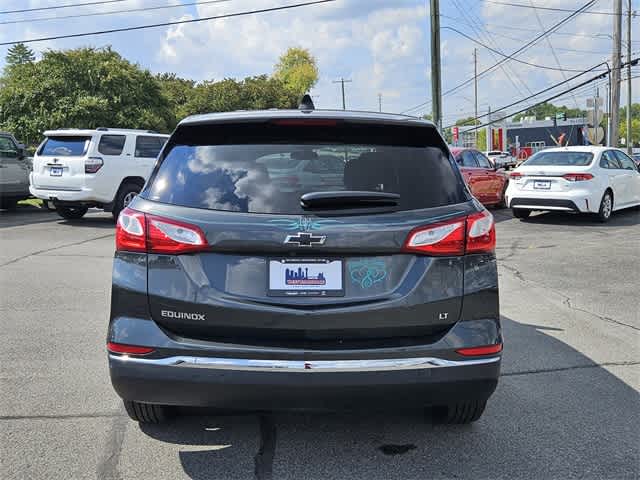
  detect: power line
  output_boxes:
[0,0,128,15]
[477,0,636,16]
[0,0,234,26]
[442,26,607,73]
[401,0,598,114]
[0,0,336,46]
[444,57,638,130]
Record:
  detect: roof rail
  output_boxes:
[96,127,109,131]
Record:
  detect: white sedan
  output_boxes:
[505,146,640,222]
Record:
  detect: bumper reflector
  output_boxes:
[107,342,155,355]
[456,343,503,356]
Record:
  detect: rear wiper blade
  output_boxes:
[300,191,400,209]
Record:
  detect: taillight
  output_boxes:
[456,343,503,356]
[466,210,496,254]
[563,173,593,182]
[146,214,207,254]
[403,219,466,256]
[85,156,103,173]
[116,207,146,252]
[115,207,208,254]
[107,342,155,355]
[402,210,495,256]
[509,171,524,179]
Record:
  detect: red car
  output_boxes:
[450,147,508,207]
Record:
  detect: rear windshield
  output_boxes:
[39,136,91,157]
[524,151,593,166]
[143,122,466,214]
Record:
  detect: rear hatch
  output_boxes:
[511,150,595,193]
[132,117,479,348]
[32,135,92,191]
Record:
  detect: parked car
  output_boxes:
[450,147,508,207]
[0,132,31,210]
[485,150,516,170]
[256,151,344,192]
[632,153,640,169]
[108,103,502,425]
[30,128,169,220]
[506,146,640,222]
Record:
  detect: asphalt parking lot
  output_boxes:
[1,205,639,480]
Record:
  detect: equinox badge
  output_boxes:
[161,310,206,321]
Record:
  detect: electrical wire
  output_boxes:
[477,0,635,16]
[0,0,336,46]
[0,0,128,15]
[401,0,598,114]
[0,0,233,26]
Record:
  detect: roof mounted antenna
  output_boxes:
[298,94,315,112]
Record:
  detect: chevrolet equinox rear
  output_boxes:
[108,104,502,424]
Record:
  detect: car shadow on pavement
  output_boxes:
[0,204,57,228]
[58,213,115,229]
[137,316,639,480]
[518,207,639,227]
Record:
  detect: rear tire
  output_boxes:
[56,206,88,220]
[512,208,531,219]
[596,190,613,223]
[112,183,141,221]
[123,400,171,424]
[434,400,487,424]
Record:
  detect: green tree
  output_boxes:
[273,47,318,97]
[455,116,478,126]
[5,43,35,68]
[156,73,195,127]
[512,102,586,122]
[0,47,172,146]
[619,104,640,147]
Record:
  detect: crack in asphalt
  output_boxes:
[499,262,639,331]
[0,412,124,421]
[502,361,640,377]
[96,408,129,480]
[0,233,114,268]
[254,414,277,480]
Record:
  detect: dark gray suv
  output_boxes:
[108,103,502,424]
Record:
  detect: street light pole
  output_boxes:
[430,0,442,130]
[626,0,632,153]
[610,0,622,147]
[332,78,352,110]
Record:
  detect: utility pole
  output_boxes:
[486,105,492,152]
[610,0,622,147]
[332,78,352,110]
[626,0,632,153]
[473,48,479,149]
[430,0,442,130]
[378,93,382,112]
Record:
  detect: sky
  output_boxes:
[0,0,638,126]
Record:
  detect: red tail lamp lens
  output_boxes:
[107,342,155,355]
[456,344,503,356]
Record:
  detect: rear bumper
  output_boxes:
[109,353,500,410]
[505,186,599,213]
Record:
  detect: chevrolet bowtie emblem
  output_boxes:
[284,232,326,247]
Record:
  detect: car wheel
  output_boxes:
[433,400,487,424]
[112,183,141,221]
[123,400,171,424]
[56,206,88,220]
[596,190,613,223]
[512,208,531,219]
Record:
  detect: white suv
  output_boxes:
[30,128,169,220]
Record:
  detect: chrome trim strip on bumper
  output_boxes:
[512,205,573,211]
[109,354,500,372]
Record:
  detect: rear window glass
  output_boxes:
[524,151,593,166]
[39,136,91,157]
[135,136,166,158]
[98,135,126,155]
[144,122,466,214]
